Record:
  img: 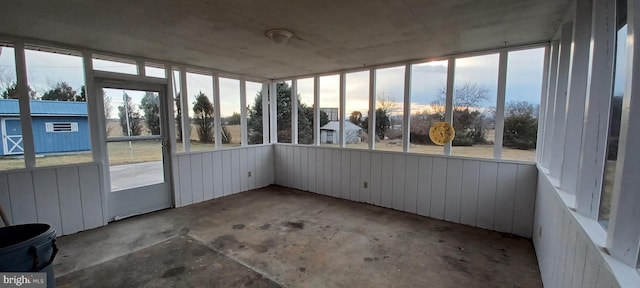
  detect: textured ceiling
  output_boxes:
[0,0,571,79]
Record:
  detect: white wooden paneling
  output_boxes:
[190,154,204,203]
[78,165,103,230]
[314,148,323,195]
[307,146,316,192]
[332,150,341,198]
[403,156,418,214]
[321,148,331,195]
[202,153,214,200]
[213,151,224,198]
[349,151,361,201]
[533,173,623,288]
[369,152,382,206]
[417,157,433,217]
[340,150,350,199]
[239,149,248,192]
[380,153,394,208]
[477,162,498,230]
[247,148,256,190]
[444,159,463,223]
[430,158,447,220]
[300,147,309,191]
[222,151,232,196]
[0,175,12,227]
[171,156,181,207]
[359,151,371,204]
[287,146,295,188]
[178,155,192,205]
[231,149,241,194]
[494,163,517,233]
[294,146,301,190]
[7,172,38,225]
[33,169,62,233]
[513,164,537,237]
[57,167,84,234]
[460,160,480,227]
[392,154,406,211]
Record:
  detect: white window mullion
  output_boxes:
[292,80,298,145]
[542,41,560,169]
[179,68,191,152]
[368,69,376,150]
[561,0,593,195]
[240,79,248,146]
[13,42,35,168]
[261,83,269,144]
[536,45,551,164]
[607,0,640,268]
[549,22,574,184]
[444,58,455,156]
[576,0,616,218]
[313,76,320,146]
[403,64,411,153]
[270,82,278,143]
[339,72,346,147]
[164,63,177,155]
[494,51,508,159]
[213,75,222,149]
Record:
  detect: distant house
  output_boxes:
[320,121,362,144]
[0,99,90,155]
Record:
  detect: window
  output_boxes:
[600,24,628,227]
[375,66,405,152]
[25,48,92,167]
[145,63,166,78]
[297,78,315,145]
[219,77,241,147]
[93,55,137,75]
[319,75,339,146]
[276,80,292,143]
[0,45,24,170]
[186,71,215,151]
[410,60,448,154]
[451,54,499,159]
[345,71,369,149]
[502,48,545,161]
[246,81,264,145]
[46,122,78,132]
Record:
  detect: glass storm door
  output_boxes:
[97,80,172,220]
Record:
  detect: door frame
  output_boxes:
[95,75,174,220]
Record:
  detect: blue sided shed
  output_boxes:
[0,99,90,156]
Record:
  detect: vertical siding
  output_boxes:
[273,144,538,237]
[0,163,104,235]
[533,172,621,288]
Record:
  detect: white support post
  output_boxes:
[292,79,298,145]
[494,51,508,160]
[402,64,411,153]
[444,58,455,156]
[576,0,616,218]
[270,82,278,143]
[561,0,593,195]
[313,76,320,146]
[542,41,561,169]
[339,72,346,147]
[261,83,269,144]
[536,45,551,164]
[13,42,35,168]
[82,51,102,162]
[607,0,640,267]
[240,79,248,146]
[179,68,190,152]
[213,75,222,149]
[165,64,177,155]
[368,69,376,150]
[549,22,574,183]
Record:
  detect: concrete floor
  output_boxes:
[54,186,542,288]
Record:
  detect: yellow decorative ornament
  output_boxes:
[429,122,455,146]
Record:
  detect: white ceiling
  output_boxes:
[0,0,572,79]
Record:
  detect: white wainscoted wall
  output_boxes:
[273,144,538,238]
[0,163,105,235]
[533,172,625,288]
[172,145,274,207]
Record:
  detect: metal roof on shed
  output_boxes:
[0,99,87,116]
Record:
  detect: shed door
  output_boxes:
[2,118,24,155]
